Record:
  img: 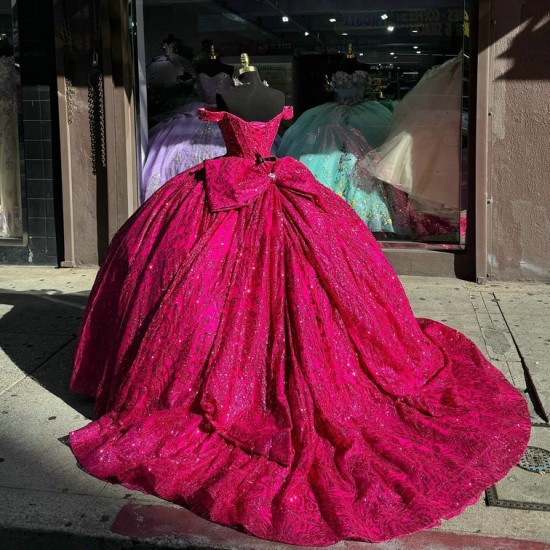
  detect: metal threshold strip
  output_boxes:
[486,485,550,512]
[486,446,550,512]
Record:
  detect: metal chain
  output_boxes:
[88,74,98,173]
[87,0,107,173]
[97,69,107,169]
[61,0,75,124]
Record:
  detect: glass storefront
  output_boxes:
[0,0,23,241]
[135,0,471,246]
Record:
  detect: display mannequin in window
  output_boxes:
[141,43,232,201]
[278,43,398,234]
[216,53,285,122]
[329,42,366,75]
[194,45,233,78]
[279,42,454,238]
[69,39,529,546]
[141,53,282,201]
[146,34,196,116]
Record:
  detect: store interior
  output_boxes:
[139,0,469,245]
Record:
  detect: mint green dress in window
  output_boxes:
[278,71,400,233]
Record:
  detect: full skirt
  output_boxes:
[71,159,530,546]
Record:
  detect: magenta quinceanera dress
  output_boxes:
[70,106,530,546]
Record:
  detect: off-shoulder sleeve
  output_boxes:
[281,105,294,120]
[198,108,225,122]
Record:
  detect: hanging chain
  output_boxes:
[61,0,76,124]
[88,0,107,174]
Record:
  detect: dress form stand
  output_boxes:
[216,53,285,122]
[195,45,233,77]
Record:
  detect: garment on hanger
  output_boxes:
[71,105,529,547]
[365,55,463,217]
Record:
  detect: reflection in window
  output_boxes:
[138,1,467,245]
[0,30,22,238]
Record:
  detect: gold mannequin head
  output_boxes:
[237,53,258,76]
[345,43,356,59]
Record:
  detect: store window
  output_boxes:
[135,0,470,246]
[0,1,23,241]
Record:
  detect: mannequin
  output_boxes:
[147,34,195,88]
[146,34,196,116]
[216,53,285,122]
[195,45,233,77]
[329,43,366,75]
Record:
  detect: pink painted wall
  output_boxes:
[488,0,550,280]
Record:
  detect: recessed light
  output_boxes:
[282,16,289,23]
[387,26,395,32]
[381,14,388,20]
[304,31,309,36]
[416,50,421,54]
[412,29,418,33]
[390,52,395,55]
[359,52,364,56]
[413,46,418,49]
[342,32,348,36]
[329,18,336,23]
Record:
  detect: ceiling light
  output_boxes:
[412,29,418,33]
[304,31,309,36]
[282,16,289,23]
[359,52,364,56]
[387,26,395,32]
[390,51,395,55]
[413,45,418,49]
[342,32,348,36]
[329,18,336,23]
[416,50,421,54]
[381,14,388,20]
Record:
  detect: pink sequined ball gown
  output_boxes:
[70,106,530,546]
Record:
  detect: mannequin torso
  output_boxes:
[195,58,234,78]
[216,70,285,122]
[329,57,366,76]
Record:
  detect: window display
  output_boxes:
[0,21,23,240]
[137,0,470,245]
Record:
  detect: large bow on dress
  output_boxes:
[204,156,318,212]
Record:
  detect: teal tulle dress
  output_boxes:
[278,71,399,233]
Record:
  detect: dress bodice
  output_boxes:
[199,106,293,160]
[197,72,232,105]
[329,70,370,105]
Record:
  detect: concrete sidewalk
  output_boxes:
[0,266,549,549]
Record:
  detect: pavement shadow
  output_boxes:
[0,288,95,419]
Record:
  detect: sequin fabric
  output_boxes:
[277,101,452,238]
[141,73,281,202]
[197,72,232,105]
[141,73,232,202]
[329,70,370,106]
[70,106,530,546]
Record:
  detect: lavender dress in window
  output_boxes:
[141,72,232,202]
